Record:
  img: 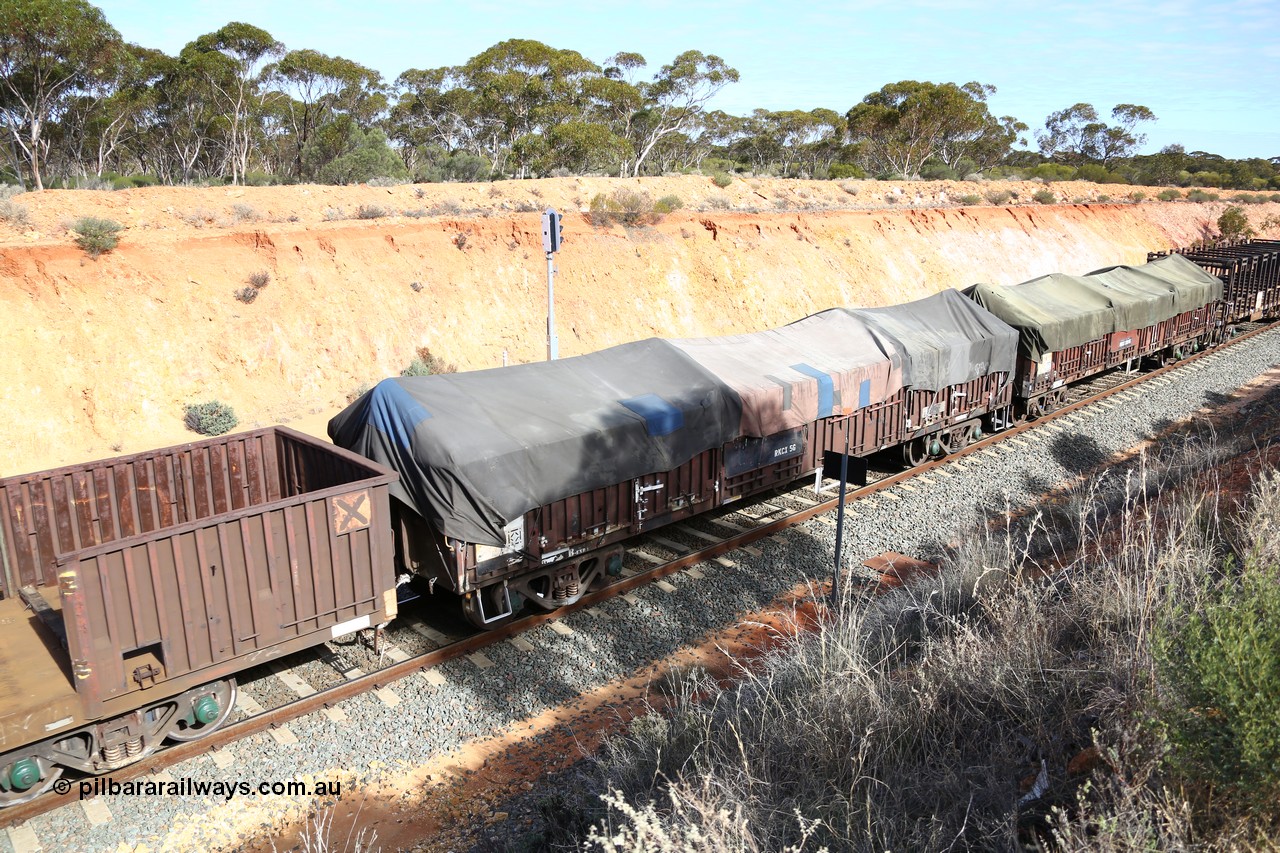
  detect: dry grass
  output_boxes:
[569,436,1280,852]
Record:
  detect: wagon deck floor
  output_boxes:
[0,592,83,748]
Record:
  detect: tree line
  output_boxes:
[2,0,1277,192]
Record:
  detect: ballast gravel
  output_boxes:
[8,328,1280,853]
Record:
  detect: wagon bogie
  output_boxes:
[0,752,62,806]
[0,427,398,793]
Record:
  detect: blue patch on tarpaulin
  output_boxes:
[791,364,835,417]
[620,394,684,436]
[859,378,871,408]
[368,379,432,449]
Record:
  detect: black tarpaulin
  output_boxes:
[851,289,1019,391]
[328,339,741,546]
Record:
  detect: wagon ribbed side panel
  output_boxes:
[0,432,280,599]
[1,427,397,718]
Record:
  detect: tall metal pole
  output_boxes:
[831,427,851,604]
[546,251,558,360]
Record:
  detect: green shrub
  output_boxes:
[242,171,276,187]
[828,163,866,180]
[401,346,457,377]
[984,189,1012,205]
[1031,163,1074,182]
[71,216,122,257]
[183,401,238,436]
[1073,163,1129,184]
[1270,193,1280,203]
[956,194,982,205]
[1129,190,1147,203]
[247,270,270,289]
[1186,189,1216,203]
[1158,189,1182,201]
[1032,188,1057,204]
[588,189,661,226]
[1217,206,1255,240]
[920,162,959,181]
[0,194,30,228]
[356,204,389,219]
[1156,557,1280,810]
[654,194,683,214]
[711,172,733,188]
[1097,194,1112,202]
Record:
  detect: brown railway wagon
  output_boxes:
[1013,304,1217,416]
[396,371,1012,623]
[0,427,397,803]
[1150,241,1280,322]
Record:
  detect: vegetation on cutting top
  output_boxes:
[514,423,1280,852]
[0,2,1277,192]
[183,400,238,435]
[400,346,457,377]
[70,216,122,256]
[1218,206,1255,240]
[587,188,682,226]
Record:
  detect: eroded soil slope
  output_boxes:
[1,176,1276,475]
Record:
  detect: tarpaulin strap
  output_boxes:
[791,364,834,417]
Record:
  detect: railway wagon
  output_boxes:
[1149,240,1280,323]
[967,253,1224,418]
[0,427,398,804]
[330,288,1017,627]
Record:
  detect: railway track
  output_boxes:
[3,319,1275,831]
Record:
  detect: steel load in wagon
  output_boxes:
[965,255,1224,361]
[329,339,742,548]
[850,288,1019,391]
[668,309,905,438]
[1088,253,1223,315]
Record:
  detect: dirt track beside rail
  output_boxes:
[1,175,1277,476]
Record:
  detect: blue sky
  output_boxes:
[94,0,1280,159]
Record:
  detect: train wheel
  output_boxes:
[462,584,524,631]
[0,754,63,806]
[902,437,930,468]
[167,679,238,743]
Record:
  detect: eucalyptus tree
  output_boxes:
[457,39,600,176]
[57,43,167,178]
[1037,102,1156,167]
[180,22,283,183]
[847,80,1010,177]
[0,0,124,189]
[630,50,739,176]
[389,66,487,175]
[153,50,225,182]
[266,49,383,179]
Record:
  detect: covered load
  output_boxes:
[1087,252,1224,314]
[851,289,1019,391]
[328,340,742,547]
[669,309,905,438]
[965,254,1224,360]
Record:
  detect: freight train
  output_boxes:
[0,240,1277,805]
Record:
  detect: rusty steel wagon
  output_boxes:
[329,288,1019,627]
[967,253,1224,418]
[0,427,397,804]
[1149,240,1280,324]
